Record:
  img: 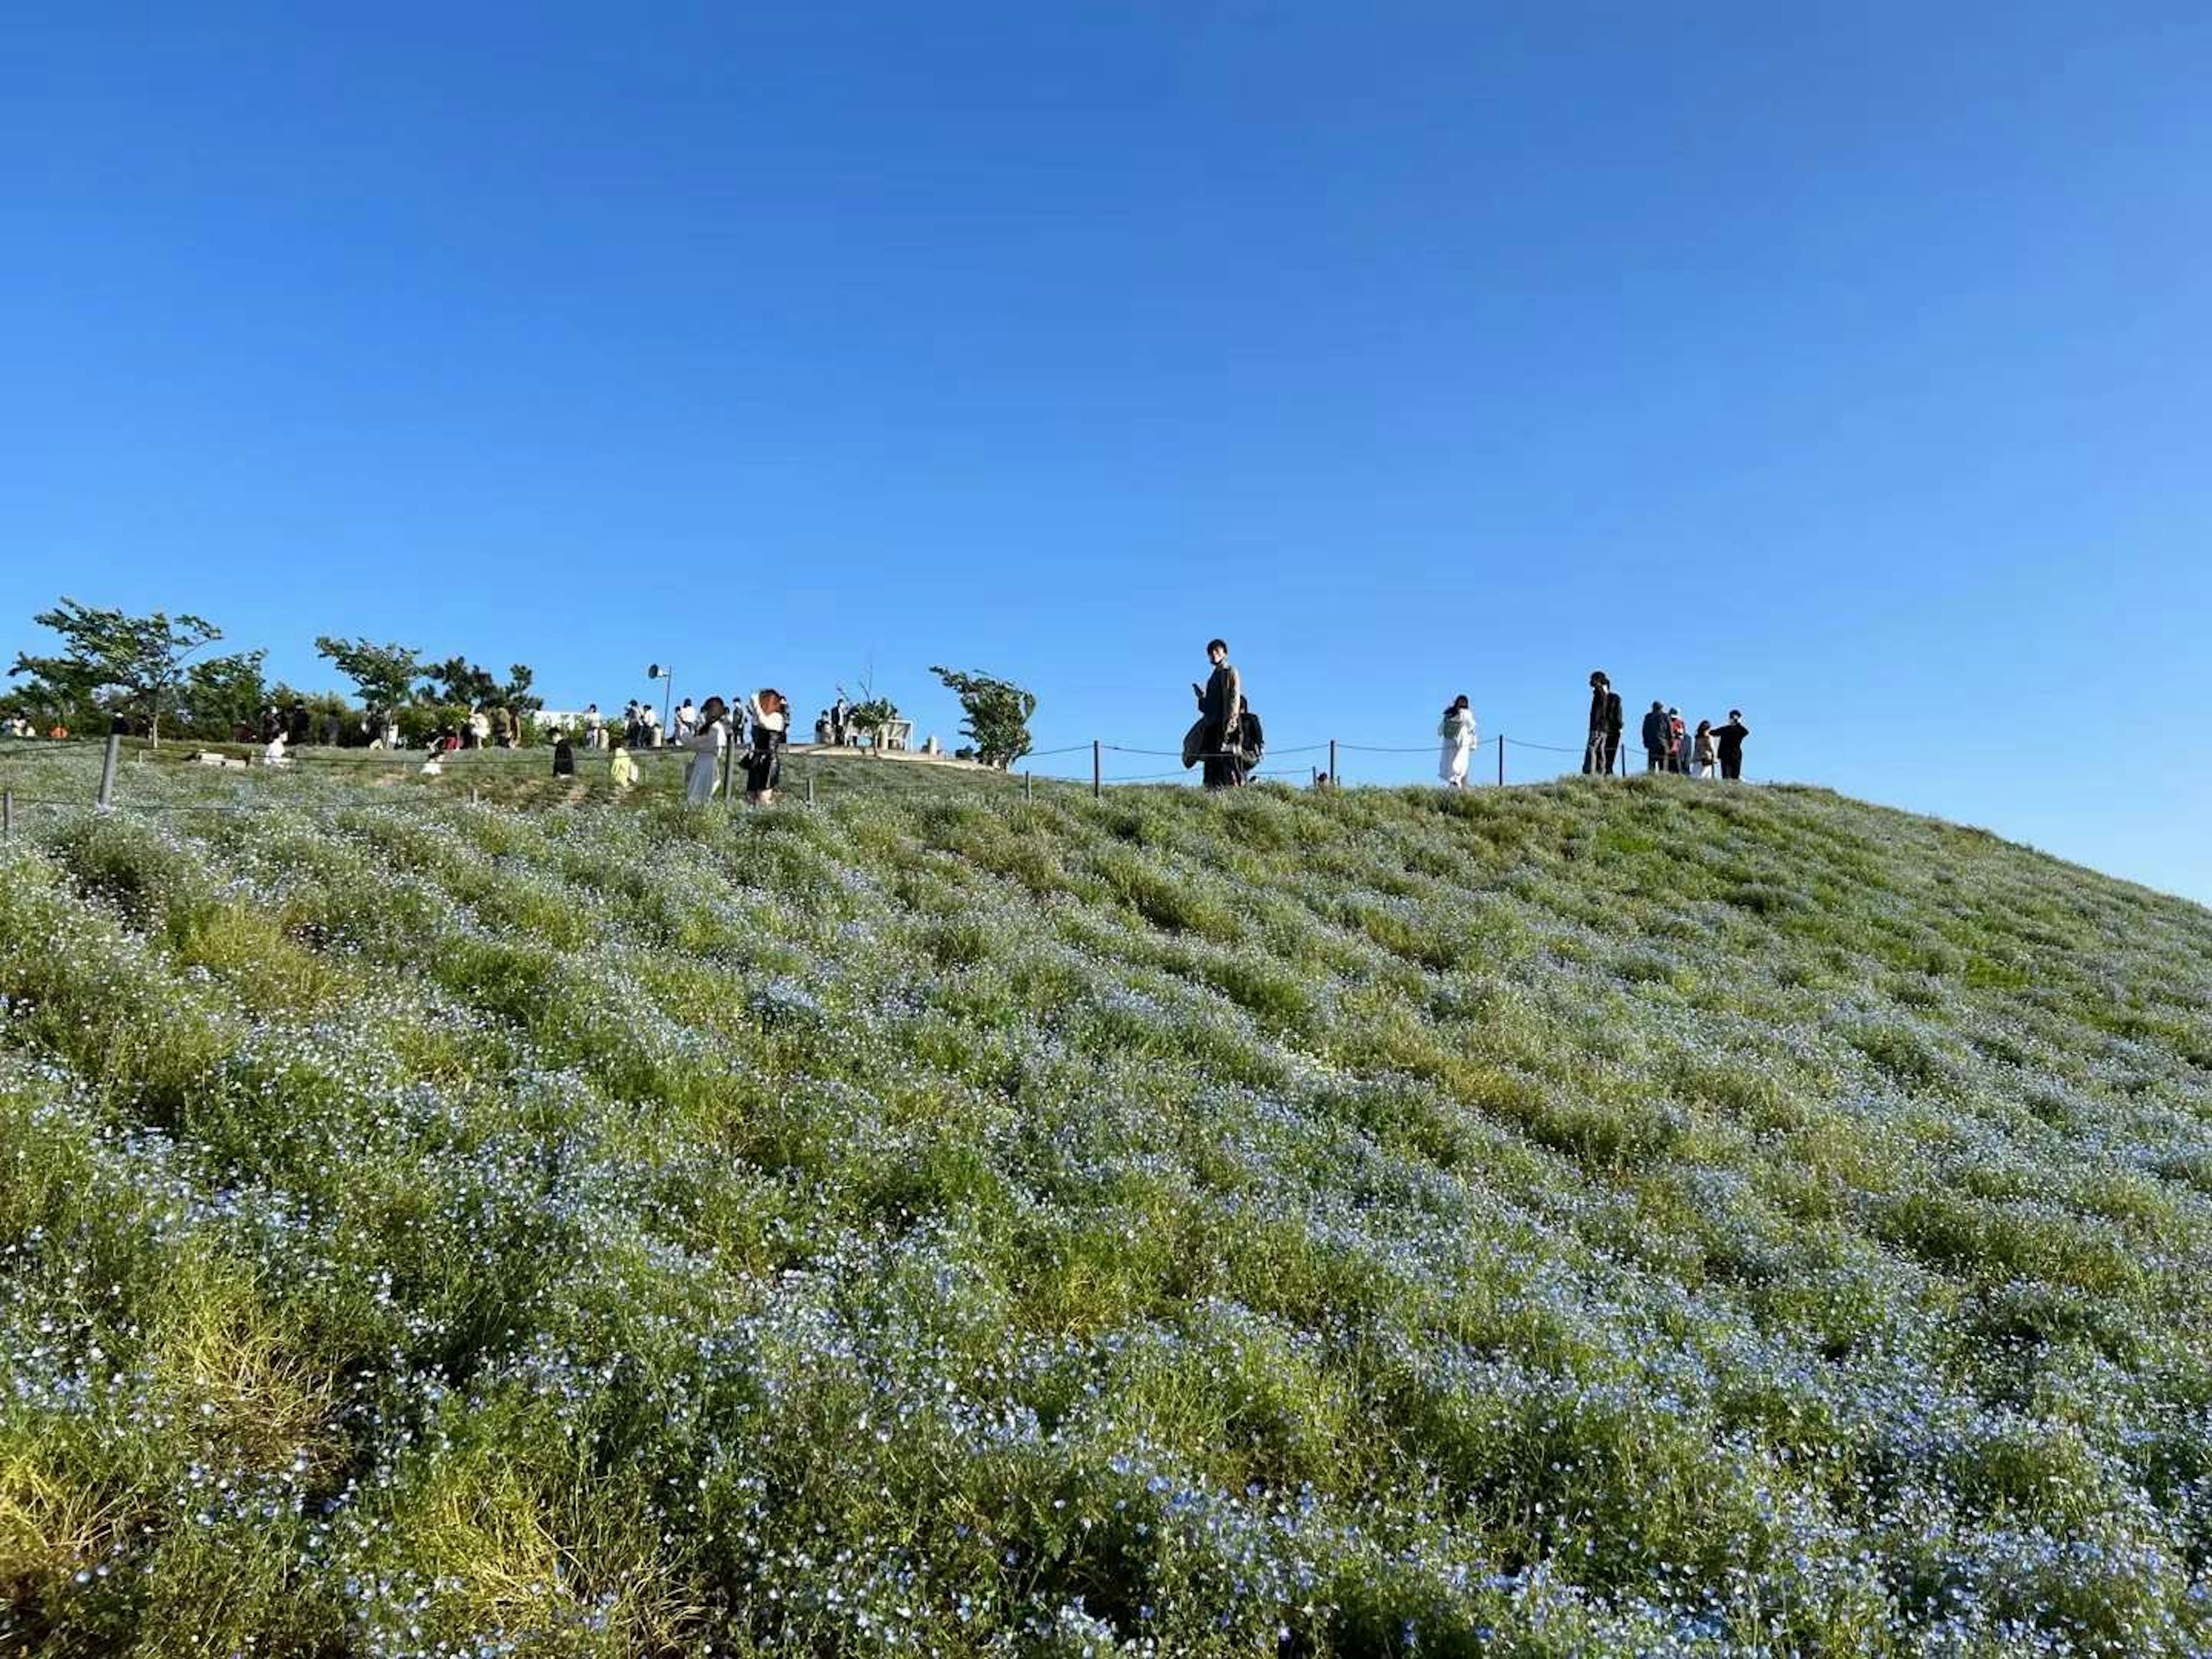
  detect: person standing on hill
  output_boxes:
[1692,718,1718,779]
[684,696,730,805]
[1666,707,1687,773]
[584,704,604,749]
[744,689,789,804]
[1715,710,1751,780]
[1584,672,1623,775]
[672,698,696,745]
[609,740,638,792]
[1191,639,1246,789]
[1641,700,1672,772]
[551,733,575,777]
[1438,695,1478,788]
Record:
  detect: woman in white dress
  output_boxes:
[683,696,730,805]
[1437,695,1478,788]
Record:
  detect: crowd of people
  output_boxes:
[1175,644,1752,793]
[1582,671,1751,781]
[543,690,793,805]
[7,651,1757,797]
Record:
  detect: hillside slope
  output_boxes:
[3,763,2211,1655]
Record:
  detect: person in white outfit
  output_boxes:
[683,696,730,805]
[1437,695,1478,788]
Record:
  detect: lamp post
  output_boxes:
[647,663,673,741]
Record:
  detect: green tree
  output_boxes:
[930,666,1037,768]
[315,637,424,719]
[422,656,499,709]
[495,664,543,715]
[9,596,245,745]
[181,648,269,738]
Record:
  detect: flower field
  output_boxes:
[3,748,2211,1654]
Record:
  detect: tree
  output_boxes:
[315,637,423,719]
[181,648,268,738]
[495,664,542,715]
[9,596,241,745]
[422,656,499,710]
[930,666,1037,768]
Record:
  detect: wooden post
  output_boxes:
[97,732,121,808]
[1497,733,1505,787]
[1092,740,1102,800]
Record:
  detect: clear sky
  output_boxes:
[5,4,2208,901]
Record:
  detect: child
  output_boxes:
[610,742,639,793]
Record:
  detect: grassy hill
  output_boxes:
[3,744,2211,1655]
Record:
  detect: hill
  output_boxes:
[3,746,2211,1655]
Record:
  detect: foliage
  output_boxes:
[845,695,900,740]
[313,637,422,717]
[7,596,245,744]
[178,648,269,738]
[931,664,1037,767]
[3,759,2212,1654]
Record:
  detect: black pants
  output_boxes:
[1202,721,1244,789]
[1646,749,1668,773]
[1719,752,1743,780]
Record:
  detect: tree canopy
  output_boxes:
[9,597,249,743]
[314,637,424,715]
[930,665,1037,768]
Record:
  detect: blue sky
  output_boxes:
[5,3,2208,900]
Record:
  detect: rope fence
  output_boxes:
[1,725,1752,834]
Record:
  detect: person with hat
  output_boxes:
[1715,710,1751,780]
[1585,672,1623,775]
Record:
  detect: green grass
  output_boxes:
[3,740,2211,1654]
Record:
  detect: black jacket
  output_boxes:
[1590,687,1623,736]
[1641,709,1671,751]
[1715,719,1749,757]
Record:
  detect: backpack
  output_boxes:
[1237,705,1266,767]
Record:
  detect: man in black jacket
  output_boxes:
[1641,700,1672,772]
[1584,672,1624,775]
[1715,710,1751,781]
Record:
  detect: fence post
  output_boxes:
[806,766,816,806]
[1497,733,1505,787]
[1024,771,1032,802]
[97,732,121,808]
[2,788,10,837]
[1092,740,1101,800]
[1328,738,1338,786]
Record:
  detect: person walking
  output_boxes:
[584,704,604,749]
[1584,672,1623,775]
[1715,710,1751,780]
[684,696,730,805]
[1641,700,1672,772]
[672,698,696,744]
[1437,695,1478,788]
[744,689,789,804]
[1691,719,1718,779]
[1189,639,1246,789]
